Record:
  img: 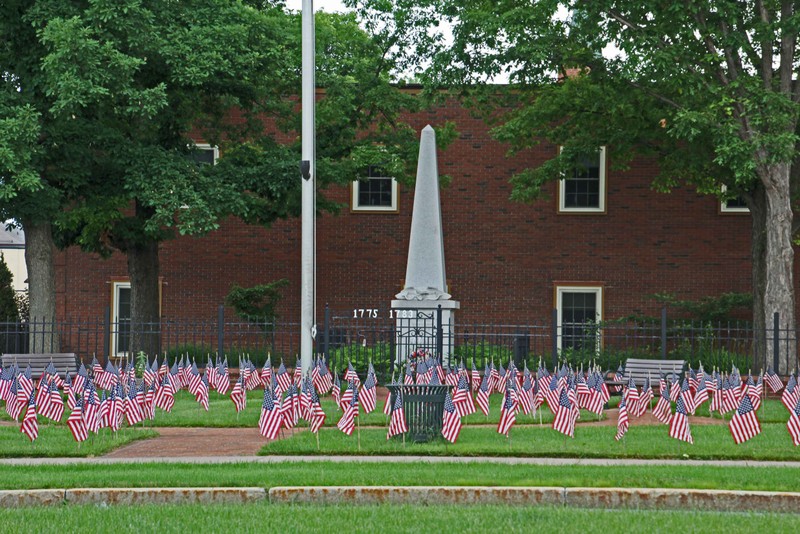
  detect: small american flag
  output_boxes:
[154,374,176,413]
[475,373,491,416]
[679,378,696,415]
[441,393,462,443]
[258,388,282,439]
[611,364,624,393]
[552,387,575,438]
[470,359,480,392]
[693,375,710,409]
[765,367,784,393]
[787,396,800,446]
[386,393,408,439]
[230,376,246,413]
[336,381,359,436]
[308,387,326,433]
[67,396,88,443]
[332,374,341,407]
[781,373,799,413]
[635,375,653,417]
[652,381,671,424]
[125,385,144,426]
[519,373,534,415]
[623,377,640,415]
[276,360,292,395]
[729,394,762,444]
[545,375,560,415]
[0,365,12,402]
[195,374,209,412]
[188,361,202,396]
[344,362,361,386]
[668,396,693,444]
[615,396,629,441]
[360,371,377,414]
[721,375,739,414]
[40,380,64,422]
[20,391,38,442]
[83,381,101,433]
[404,360,414,385]
[453,375,476,417]
[260,356,273,389]
[497,387,517,437]
[73,362,88,395]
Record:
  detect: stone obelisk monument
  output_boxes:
[392,125,459,363]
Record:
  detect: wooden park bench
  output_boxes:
[1,353,78,380]
[606,358,686,393]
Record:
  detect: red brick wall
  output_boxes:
[54,98,760,331]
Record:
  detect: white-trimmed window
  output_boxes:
[351,165,398,212]
[558,147,606,213]
[720,185,749,213]
[556,285,603,352]
[189,143,218,166]
[110,281,131,357]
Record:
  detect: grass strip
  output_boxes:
[0,502,796,532]
[0,426,157,458]
[260,424,800,461]
[0,461,798,492]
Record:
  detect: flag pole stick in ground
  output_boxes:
[357,414,361,452]
[315,429,320,451]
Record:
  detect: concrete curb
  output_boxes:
[269,486,800,513]
[0,488,266,508]
[1,486,799,512]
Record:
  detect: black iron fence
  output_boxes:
[1,306,797,381]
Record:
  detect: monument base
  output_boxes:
[391,299,460,366]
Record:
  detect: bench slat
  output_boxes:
[1,353,78,379]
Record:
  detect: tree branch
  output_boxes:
[779,0,796,96]
[757,0,774,89]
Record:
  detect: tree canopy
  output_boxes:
[349,0,800,371]
[1,1,451,354]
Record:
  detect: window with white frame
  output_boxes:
[351,165,398,212]
[720,185,749,213]
[110,281,131,357]
[558,147,606,213]
[189,143,218,166]
[556,285,603,352]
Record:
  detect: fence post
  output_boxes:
[217,305,224,363]
[436,305,443,360]
[551,308,558,369]
[773,311,780,374]
[323,304,330,359]
[103,306,111,364]
[661,307,667,360]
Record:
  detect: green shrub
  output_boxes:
[327,342,394,382]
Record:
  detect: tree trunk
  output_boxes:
[761,162,797,374]
[22,219,60,353]
[749,182,767,368]
[127,238,161,357]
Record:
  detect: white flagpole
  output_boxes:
[300,0,316,378]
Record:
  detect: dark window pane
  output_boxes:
[357,176,394,208]
[563,152,601,208]
[189,148,216,165]
[725,196,747,209]
[561,291,598,351]
[116,287,131,354]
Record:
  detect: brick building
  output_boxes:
[53,94,762,357]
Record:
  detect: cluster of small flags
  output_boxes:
[3,352,800,450]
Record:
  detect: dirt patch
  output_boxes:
[103,427,303,458]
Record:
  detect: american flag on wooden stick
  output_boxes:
[19,391,38,442]
[668,396,693,444]
[729,394,761,444]
[441,392,462,443]
[258,388,282,440]
[386,393,408,439]
[497,387,517,437]
[787,396,800,446]
[615,396,629,441]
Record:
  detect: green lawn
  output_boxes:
[1,461,799,492]
[260,423,800,461]
[0,503,795,533]
[0,425,157,458]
